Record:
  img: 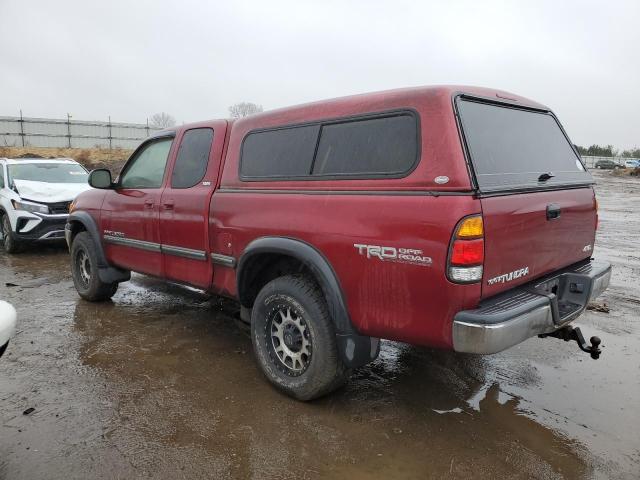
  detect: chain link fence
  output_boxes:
[0,113,163,150]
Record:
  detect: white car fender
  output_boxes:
[0,300,17,355]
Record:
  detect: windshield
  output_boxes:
[457,99,592,191]
[8,163,89,184]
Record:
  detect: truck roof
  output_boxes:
[244,84,547,121]
[159,85,548,134]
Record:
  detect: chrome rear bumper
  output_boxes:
[453,260,612,354]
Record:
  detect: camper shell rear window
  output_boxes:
[456,97,592,192]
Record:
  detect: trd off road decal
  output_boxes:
[487,267,529,285]
[353,244,432,266]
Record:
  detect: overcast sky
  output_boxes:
[1,0,638,149]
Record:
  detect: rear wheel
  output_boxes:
[1,214,21,254]
[71,232,118,301]
[251,274,349,401]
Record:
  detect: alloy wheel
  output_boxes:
[77,250,91,287]
[269,306,312,375]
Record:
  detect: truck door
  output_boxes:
[159,122,227,288]
[102,135,175,277]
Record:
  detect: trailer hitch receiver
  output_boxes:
[539,326,602,359]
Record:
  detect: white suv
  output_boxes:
[0,158,91,253]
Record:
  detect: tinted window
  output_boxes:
[458,99,591,191]
[0,166,4,188]
[171,128,214,188]
[240,112,419,179]
[313,115,417,176]
[120,138,172,189]
[241,125,320,178]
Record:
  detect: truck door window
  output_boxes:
[0,166,4,188]
[120,138,173,189]
[171,128,214,188]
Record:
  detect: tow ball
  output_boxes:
[539,326,602,359]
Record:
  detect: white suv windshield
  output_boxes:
[8,163,88,184]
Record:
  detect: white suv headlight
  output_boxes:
[11,199,49,215]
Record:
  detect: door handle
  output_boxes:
[162,201,174,210]
[144,200,154,209]
[546,203,561,220]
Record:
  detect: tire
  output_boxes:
[1,214,22,254]
[251,274,349,401]
[71,231,118,301]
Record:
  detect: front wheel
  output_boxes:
[71,232,118,301]
[251,274,349,401]
[1,215,22,254]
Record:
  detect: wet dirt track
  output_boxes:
[1,170,639,479]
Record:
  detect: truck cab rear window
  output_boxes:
[458,99,591,192]
[171,128,214,188]
[240,112,418,179]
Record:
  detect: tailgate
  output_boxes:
[481,188,596,298]
[455,95,597,298]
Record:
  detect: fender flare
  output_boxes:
[237,237,379,368]
[67,211,108,266]
[66,212,130,283]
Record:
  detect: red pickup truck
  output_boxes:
[66,86,611,400]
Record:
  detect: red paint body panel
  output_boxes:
[160,120,227,288]
[210,192,481,348]
[103,187,164,276]
[480,187,597,298]
[71,85,597,350]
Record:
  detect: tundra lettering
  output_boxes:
[487,267,530,286]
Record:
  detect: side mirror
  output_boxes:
[88,169,113,189]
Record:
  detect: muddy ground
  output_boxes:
[0,170,638,479]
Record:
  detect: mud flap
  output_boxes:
[336,333,380,368]
[98,267,131,284]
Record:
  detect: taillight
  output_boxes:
[447,215,484,283]
[594,196,599,231]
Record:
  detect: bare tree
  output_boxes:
[228,102,263,118]
[149,112,176,128]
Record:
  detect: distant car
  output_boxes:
[594,159,622,169]
[0,300,17,358]
[0,158,91,253]
[623,159,640,169]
